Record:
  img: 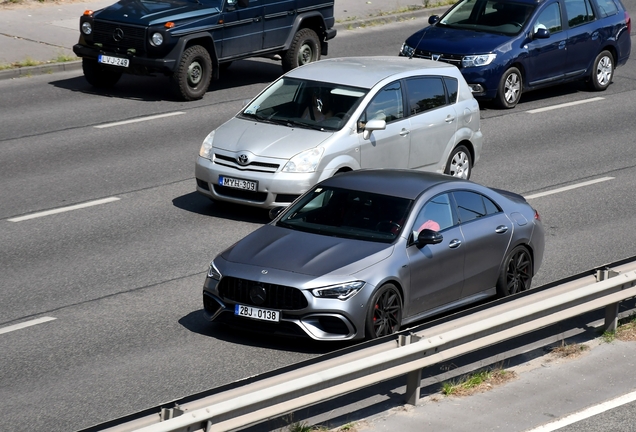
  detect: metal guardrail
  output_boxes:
[91,260,636,432]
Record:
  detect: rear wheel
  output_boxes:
[172,45,212,101]
[282,28,320,72]
[496,246,533,297]
[365,283,402,339]
[444,145,472,179]
[82,58,122,88]
[496,67,522,109]
[588,50,614,91]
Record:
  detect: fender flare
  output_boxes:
[164,32,220,79]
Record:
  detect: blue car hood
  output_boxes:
[221,225,393,277]
[407,25,512,54]
[94,0,220,26]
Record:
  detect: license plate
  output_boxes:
[98,54,130,67]
[219,176,257,191]
[235,304,280,322]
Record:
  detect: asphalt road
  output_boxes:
[1,13,636,432]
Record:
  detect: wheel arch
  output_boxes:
[168,33,219,79]
[283,13,329,49]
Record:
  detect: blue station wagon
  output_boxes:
[400,0,632,108]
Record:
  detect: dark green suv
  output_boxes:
[72,0,336,100]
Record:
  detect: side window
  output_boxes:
[564,0,595,27]
[364,82,404,123]
[444,78,459,104]
[534,3,563,33]
[453,191,499,223]
[595,0,618,17]
[405,77,447,115]
[413,193,456,235]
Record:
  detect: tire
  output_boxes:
[496,67,522,109]
[496,246,533,297]
[588,50,614,91]
[172,45,212,101]
[282,28,320,72]
[82,58,122,88]
[365,283,402,339]
[444,145,472,179]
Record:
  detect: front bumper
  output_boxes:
[73,44,177,75]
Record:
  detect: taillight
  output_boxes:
[626,11,631,34]
[534,209,541,221]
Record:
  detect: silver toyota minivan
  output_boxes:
[195,56,483,209]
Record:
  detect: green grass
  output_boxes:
[0,54,79,71]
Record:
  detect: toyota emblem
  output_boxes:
[237,153,249,166]
[113,28,125,42]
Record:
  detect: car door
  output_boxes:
[220,0,264,59]
[357,81,411,169]
[404,76,458,170]
[563,0,602,76]
[406,193,465,316]
[524,2,568,86]
[452,190,512,299]
[263,0,296,49]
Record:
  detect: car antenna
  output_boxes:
[409,18,431,60]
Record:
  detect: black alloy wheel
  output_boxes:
[366,284,402,338]
[496,246,533,297]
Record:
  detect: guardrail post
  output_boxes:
[597,268,620,332]
[399,334,422,405]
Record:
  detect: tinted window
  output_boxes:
[453,191,498,223]
[413,193,456,233]
[405,77,447,115]
[595,0,618,17]
[534,3,563,33]
[439,0,536,36]
[444,77,459,103]
[565,0,595,27]
[364,82,404,123]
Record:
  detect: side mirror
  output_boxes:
[428,15,440,25]
[238,0,249,7]
[533,27,550,39]
[362,118,386,140]
[269,206,285,220]
[416,229,443,248]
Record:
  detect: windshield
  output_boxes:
[276,186,413,243]
[439,0,536,35]
[240,78,368,132]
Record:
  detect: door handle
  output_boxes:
[449,239,462,248]
[495,225,509,233]
[400,129,410,137]
[445,115,455,123]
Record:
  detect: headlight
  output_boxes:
[462,54,497,68]
[207,261,222,280]
[400,43,415,57]
[311,281,365,300]
[199,131,215,159]
[81,21,92,35]
[150,32,164,46]
[282,147,324,173]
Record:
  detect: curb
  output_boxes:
[0,6,447,82]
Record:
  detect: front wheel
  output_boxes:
[496,246,533,297]
[172,45,212,101]
[282,28,320,72]
[365,283,402,339]
[444,145,472,179]
[588,50,614,91]
[82,58,122,88]
[496,67,522,109]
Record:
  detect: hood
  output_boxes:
[214,118,334,159]
[221,225,393,277]
[94,0,220,26]
[407,25,513,54]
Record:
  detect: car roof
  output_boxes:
[318,169,469,200]
[284,56,462,89]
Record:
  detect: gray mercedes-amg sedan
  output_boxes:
[202,169,544,341]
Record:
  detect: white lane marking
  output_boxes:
[524,390,636,431]
[525,177,614,200]
[95,112,185,128]
[527,97,605,113]
[8,197,120,222]
[0,317,57,335]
